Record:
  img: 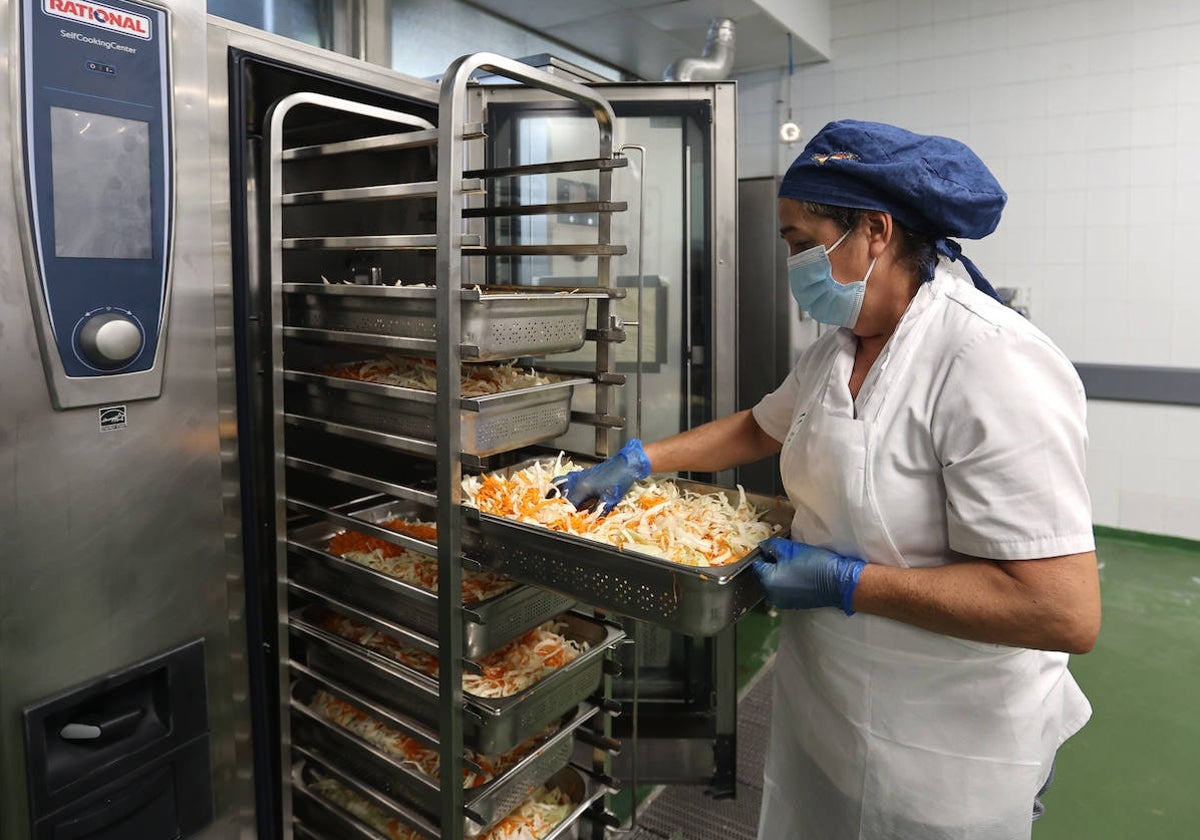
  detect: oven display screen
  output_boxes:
[50,107,152,259]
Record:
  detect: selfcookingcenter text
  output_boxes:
[58,28,138,53]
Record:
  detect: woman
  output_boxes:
[556,120,1100,839]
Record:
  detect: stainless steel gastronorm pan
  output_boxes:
[288,607,624,754]
[281,283,608,361]
[290,675,595,836]
[288,499,576,659]
[283,367,587,457]
[292,758,599,840]
[463,467,794,637]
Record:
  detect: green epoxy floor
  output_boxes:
[1035,530,1200,838]
[736,530,1200,837]
[736,605,781,692]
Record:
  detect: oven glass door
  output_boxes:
[477,81,743,794]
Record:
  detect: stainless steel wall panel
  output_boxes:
[706,82,740,488]
[206,18,258,840]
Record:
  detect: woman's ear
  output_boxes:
[863,210,893,259]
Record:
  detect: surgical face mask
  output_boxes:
[786,229,877,328]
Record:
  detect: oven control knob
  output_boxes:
[79,312,143,368]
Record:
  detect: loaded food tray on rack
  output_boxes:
[461,455,795,637]
[292,758,599,840]
[289,674,597,837]
[281,283,612,361]
[288,498,576,659]
[289,605,624,755]
[283,358,588,458]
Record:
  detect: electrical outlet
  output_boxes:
[996,286,1032,319]
[1014,286,1032,319]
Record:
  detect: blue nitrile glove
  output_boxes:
[751,537,866,615]
[551,438,652,513]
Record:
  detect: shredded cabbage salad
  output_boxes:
[327,517,517,604]
[310,773,574,840]
[323,356,552,397]
[309,775,419,840]
[486,785,574,839]
[310,690,544,788]
[319,613,587,698]
[462,453,779,567]
[321,276,430,288]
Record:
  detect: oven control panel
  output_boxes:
[21,0,172,407]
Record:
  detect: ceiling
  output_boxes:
[464,0,830,80]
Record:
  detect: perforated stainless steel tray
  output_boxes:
[292,758,598,840]
[286,543,575,661]
[463,470,794,637]
[283,367,586,457]
[290,675,594,836]
[288,501,576,660]
[282,283,607,361]
[288,607,624,754]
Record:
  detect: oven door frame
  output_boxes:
[472,80,744,797]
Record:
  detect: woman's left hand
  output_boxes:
[752,538,866,615]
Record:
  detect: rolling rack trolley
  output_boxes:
[266,54,633,840]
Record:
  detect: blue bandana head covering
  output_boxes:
[779,120,1007,300]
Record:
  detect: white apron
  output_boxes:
[757,292,1088,839]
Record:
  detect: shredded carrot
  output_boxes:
[310,690,551,789]
[310,771,573,840]
[462,453,780,567]
[319,613,586,698]
[326,516,516,604]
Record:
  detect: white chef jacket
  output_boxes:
[750,260,1095,839]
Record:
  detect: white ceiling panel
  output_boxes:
[464,0,829,80]
[630,0,763,32]
[493,0,625,29]
[543,16,696,80]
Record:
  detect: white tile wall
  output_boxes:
[1085,403,1200,540]
[733,0,1200,540]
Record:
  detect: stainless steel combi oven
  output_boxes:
[2,2,746,838]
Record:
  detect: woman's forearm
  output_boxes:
[643,409,781,475]
[852,551,1101,654]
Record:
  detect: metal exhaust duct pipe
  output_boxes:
[664,18,736,81]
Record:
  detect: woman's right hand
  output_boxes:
[550,438,652,513]
[753,537,866,615]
